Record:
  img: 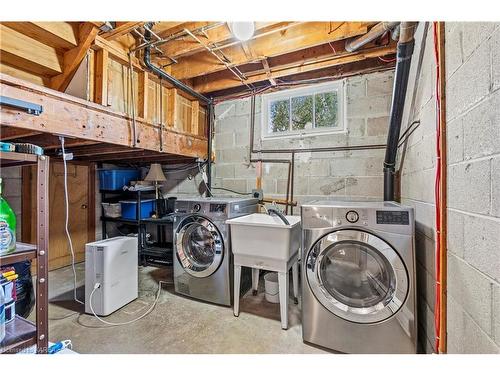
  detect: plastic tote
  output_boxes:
[264,272,280,304]
[120,199,155,220]
[98,169,140,191]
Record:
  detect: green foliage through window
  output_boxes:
[268,89,339,134]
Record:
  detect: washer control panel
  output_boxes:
[345,210,359,223]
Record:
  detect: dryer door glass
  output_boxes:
[319,241,393,309]
[306,229,408,324]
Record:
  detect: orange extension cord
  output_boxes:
[433,21,443,353]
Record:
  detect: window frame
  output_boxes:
[261,80,346,139]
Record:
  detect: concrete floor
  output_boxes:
[34,263,327,354]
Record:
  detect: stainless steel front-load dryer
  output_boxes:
[301,200,416,353]
[173,197,258,306]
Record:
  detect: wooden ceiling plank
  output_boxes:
[0,24,63,76]
[160,22,296,60]
[194,44,395,93]
[2,22,78,50]
[171,22,370,80]
[50,23,100,92]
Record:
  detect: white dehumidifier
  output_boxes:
[85,236,138,316]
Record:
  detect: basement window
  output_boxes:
[262,80,345,138]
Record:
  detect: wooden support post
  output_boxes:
[166,88,178,130]
[94,49,109,106]
[191,100,200,135]
[138,71,149,119]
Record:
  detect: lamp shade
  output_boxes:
[144,163,167,182]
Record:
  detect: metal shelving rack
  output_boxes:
[100,189,175,267]
[0,151,49,354]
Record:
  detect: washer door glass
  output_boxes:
[176,216,223,278]
[306,229,408,324]
[319,241,393,309]
[182,223,216,268]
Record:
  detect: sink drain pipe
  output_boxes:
[383,22,418,201]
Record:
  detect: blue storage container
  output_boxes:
[120,199,155,220]
[98,169,140,190]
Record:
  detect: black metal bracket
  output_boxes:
[0,96,43,116]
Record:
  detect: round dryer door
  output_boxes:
[176,216,224,278]
[306,229,408,324]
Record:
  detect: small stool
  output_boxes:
[233,252,299,330]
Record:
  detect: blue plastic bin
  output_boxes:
[120,199,155,220]
[98,169,140,190]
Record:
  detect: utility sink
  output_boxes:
[226,213,301,263]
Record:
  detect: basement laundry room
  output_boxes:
[1,1,500,371]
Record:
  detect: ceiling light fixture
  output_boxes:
[228,22,255,42]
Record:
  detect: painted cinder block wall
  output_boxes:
[400,22,500,354]
[212,70,395,208]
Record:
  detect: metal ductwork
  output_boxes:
[142,22,214,195]
[345,21,400,52]
[383,22,418,201]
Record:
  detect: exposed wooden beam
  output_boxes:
[0,127,42,140]
[194,44,396,93]
[171,22,370,80]
[50,23,99,92]
[0,24,63,76]
[101,22,143,40]
[2,22,78,50]
[94,49,109,106]
[0,73,207,158]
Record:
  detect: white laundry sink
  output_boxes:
[226,213,301,263]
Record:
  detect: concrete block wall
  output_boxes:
[213,70,394,208]
[444,22,500,354]
[400,22,500,354]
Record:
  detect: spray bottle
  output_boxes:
[0,177,17,255]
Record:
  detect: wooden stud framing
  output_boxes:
[138,71,149,119]
[191,100,200,135]
[94,48,109,106]
[166,88,178,129]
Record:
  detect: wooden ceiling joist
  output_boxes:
[0,24,63,76]
[0,73,207,159]
[0,127,42,141]
[170,22,371,80]
[2,22,78,50]
[194,43,396,93]
[101,22,144,40]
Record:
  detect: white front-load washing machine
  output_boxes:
[173,197,258,306]
[301,200,417,353]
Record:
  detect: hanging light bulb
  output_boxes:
[228,22,255,41]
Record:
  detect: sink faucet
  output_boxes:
[267,208,290,225]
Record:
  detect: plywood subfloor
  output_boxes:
[35,263,326,354]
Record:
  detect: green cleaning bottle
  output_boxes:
[0,177,17,255]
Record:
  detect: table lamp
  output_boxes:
[144,164,167,215]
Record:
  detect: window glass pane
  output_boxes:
[269,99,290,132]
[314,91,338,128]
[291,95,313,130]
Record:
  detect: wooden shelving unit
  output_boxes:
[0,151,49,354]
